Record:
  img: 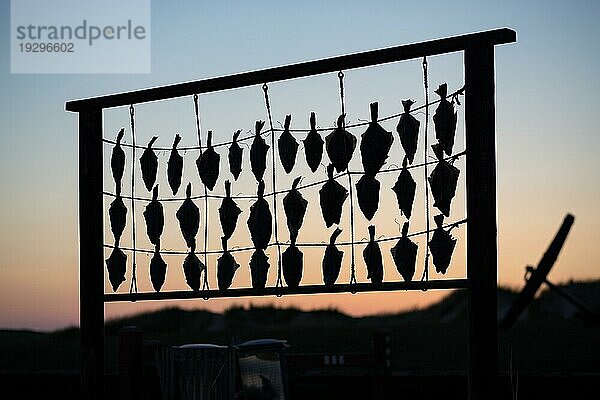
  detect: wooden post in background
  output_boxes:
[119,326,144,400]
[464,44,498,400]
[79,109,104,400]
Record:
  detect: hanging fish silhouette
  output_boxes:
[106,246,126,291]
[143,185,164,246]
[176,183,200,250]
[360,102,393,176]
[322,228,344,287]
[433,83,457,156]
[228,130,243,180]
[392,157,416,219]
[140,136,159,192]
[183,250,205,291]
[363,226,383,284]
[283,177,307,244]
[149,247,167,292]
[196,130,220,191]
[428,143,460,217]
[303,112,324,173]
[167,134,183,195]
[396,100,420,164]
[219,180,241,242]
[247,180,272,250]
[111,128,126,191]
[319,164,348,227]
[325,114,356,173]
[250,249,270,290]
[356,175,380,221]
[282,244,303,289]
[250,120,269,182]
[428,214,456,274]
[391,222,418,282]
[278,114,298,174]
[108,192,127,244]
[217,237,239,293]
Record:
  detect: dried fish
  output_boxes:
[278,114,298,174]
[325,114,356,173]
[219,180,241,242]
[217,237,239,293]
[391,157,416,219]
[167,134,183,195]
[149,247,167,292]
[176,183,200,250]
[250,249,270,290]
[250,120,269,182]
[390,222,418,282]
[303,112,324,173]
[108,193,127,244]
[228,130,243,180]
[247,180,272,250]
[106,246,127,291]
[363,225,383,284]
[143,185,164,246]
[360,102,393,176]
[283,177,307,244]
[140,136,159,192]
[183,251,205,291]
[196,130,220,191]
[322,228,344,287]
[356,175,380,221]
[319,164,348,227]
[428,214,456,274]
[111,128,126,191]
[433,83,457,156]
[396,100,420,164]
[282,244,303,289]
[428,143,459,217]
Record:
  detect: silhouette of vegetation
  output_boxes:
[1,281,599,375]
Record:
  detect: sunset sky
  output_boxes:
[1,0,599,331]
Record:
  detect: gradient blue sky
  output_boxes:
[1,0,599,330]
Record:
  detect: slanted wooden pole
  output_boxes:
[464,44,498,400]
[79,109,104,400]
[66,29,516,112]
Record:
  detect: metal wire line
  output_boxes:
[101,150,466,203]
[103,218,467,256]
[100,85,465,151]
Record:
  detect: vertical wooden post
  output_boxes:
[464,44,498,400]
[119,326,144,400]
[79,109,104,400]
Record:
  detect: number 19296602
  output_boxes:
[19,42,74,52]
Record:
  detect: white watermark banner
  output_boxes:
[11,0,151,73]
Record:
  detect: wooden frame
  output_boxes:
[67,28,516,400]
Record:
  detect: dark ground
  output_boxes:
[1,280,599,399]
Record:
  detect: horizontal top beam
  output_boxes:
[65,28,516,112]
